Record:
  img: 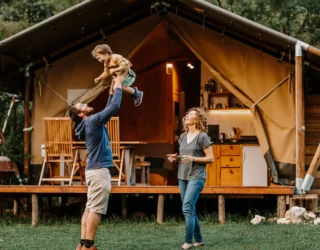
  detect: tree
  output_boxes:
[206,0,320,47]
[0,0,84,40]
[0,0,84,174]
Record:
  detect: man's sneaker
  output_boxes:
[82,245,98,250]
[133,87,143,106]
[76,244,82,250]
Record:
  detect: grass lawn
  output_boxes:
[1,216,320,250]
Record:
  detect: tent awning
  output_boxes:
[0,0,320,95]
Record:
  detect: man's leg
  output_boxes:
[76,211,89,250]
[81,211,89,239]
[85,211,101,240]
[82,168,111,249]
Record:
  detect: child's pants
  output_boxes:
[122,69,136,87]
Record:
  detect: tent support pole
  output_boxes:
[23,67,31,177]
[307,45,320,57]
[295,43,305,194]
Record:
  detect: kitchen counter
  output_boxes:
[211,140,259,145]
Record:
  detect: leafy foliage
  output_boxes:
[0,0,319,174]
[0,0,84,173]
[206,0,320,47]
[0,93,25,169]
[0,0,84,40]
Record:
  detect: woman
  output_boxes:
[167,108,213,250]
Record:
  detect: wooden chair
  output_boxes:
[38,117,78,186]
[105,117,125,186]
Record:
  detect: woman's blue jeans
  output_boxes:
[179,178,205,244]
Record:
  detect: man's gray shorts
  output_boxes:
[85,168,111,214]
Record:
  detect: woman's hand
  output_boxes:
[167,153,179,163]
[181,155,194,163]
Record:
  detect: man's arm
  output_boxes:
[95,74,124,125]
[105,77,116,106]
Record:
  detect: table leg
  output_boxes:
[124,148,131,186]
[130,149,136,185]
[146,166,150,185]
[141,167,146,184]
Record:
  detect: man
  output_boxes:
[69,74,124,250]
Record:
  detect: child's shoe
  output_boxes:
[133,87,143,106]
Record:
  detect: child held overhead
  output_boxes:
[92,44,143,106]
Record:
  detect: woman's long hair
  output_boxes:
[182,107,208,133]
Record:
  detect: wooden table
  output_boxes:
[73,141,147,186]
[120,141,147,185]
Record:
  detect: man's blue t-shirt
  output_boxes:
[75,89,122,170]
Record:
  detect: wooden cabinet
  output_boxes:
[206,144,243,187]
[220,167,242,186]
[205,145,218,186]
[221,145,241,155]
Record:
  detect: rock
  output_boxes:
[306,212,316,219]
[277,218,290,224]
[314,218,320,225]
[250,215,266,225]
[285,206,307,224]
[267,217,277,223]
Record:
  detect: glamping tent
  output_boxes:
[1,0,320,191]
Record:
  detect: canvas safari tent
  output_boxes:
[1,0,320,192]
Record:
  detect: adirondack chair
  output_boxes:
[105,117,126,186]
[38,117,78,186]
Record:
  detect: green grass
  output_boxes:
[1,216,320,250]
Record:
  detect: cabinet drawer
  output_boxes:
[221,156,242,167]
[221,145,241,156]
[221,167,242,186]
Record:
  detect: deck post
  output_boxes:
[23,67,31,177]
[218,195,225,224]
[277,195,286,218]
[121,195,127,218]
[295,42,305,194]
[13,199,19,216]
[290,194,318,212]
[32,194,38,227]
[157,194,165,224]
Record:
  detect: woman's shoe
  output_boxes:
[193,242,204,247]
[181,243,193,249]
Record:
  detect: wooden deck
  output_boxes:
[0,185,294,194]
[0,185,294,226]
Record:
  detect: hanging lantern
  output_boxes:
[166,62,173,74]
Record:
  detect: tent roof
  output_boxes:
[0,0,319,95]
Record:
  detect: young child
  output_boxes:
[92,44,143,106]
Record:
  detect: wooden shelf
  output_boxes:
[207,92,247,110]
[208,92,231,96]
[208,108,249,111]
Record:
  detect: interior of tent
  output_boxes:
[31,13,296,185]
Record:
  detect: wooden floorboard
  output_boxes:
[0,185,294,195]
